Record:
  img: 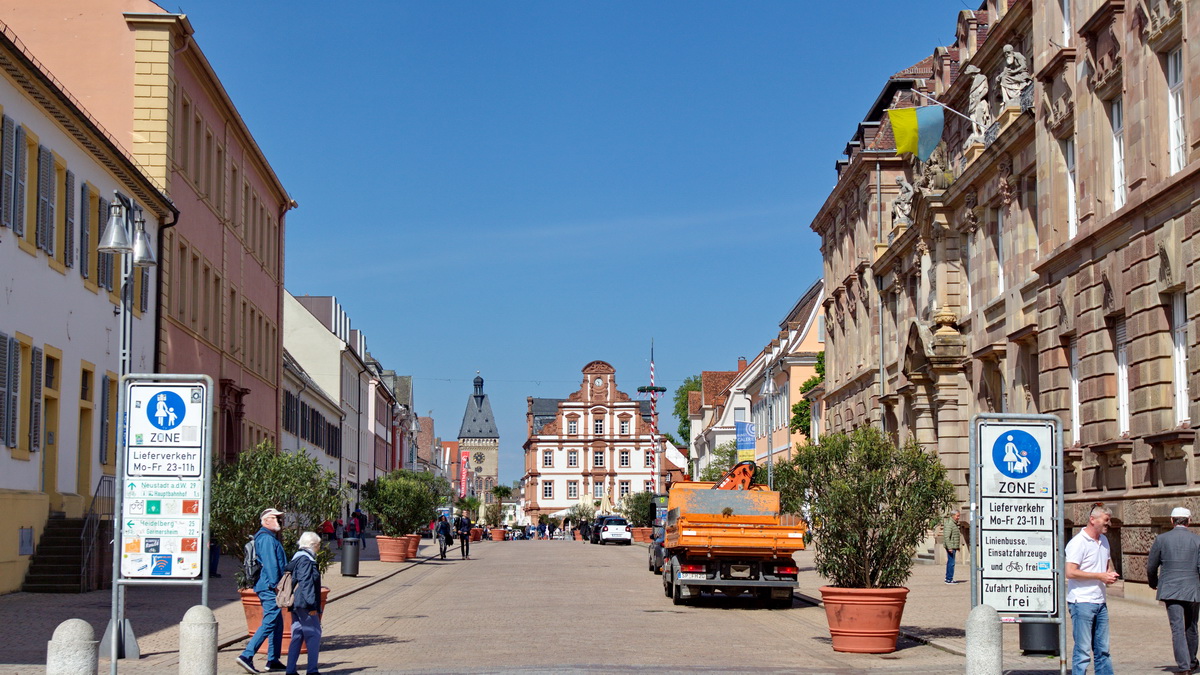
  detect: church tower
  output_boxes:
[458,374,500,507]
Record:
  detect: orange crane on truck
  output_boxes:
[660,461,806,607]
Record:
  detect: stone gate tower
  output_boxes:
[458,374,500,507]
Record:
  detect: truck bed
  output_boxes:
[663,486,806,558]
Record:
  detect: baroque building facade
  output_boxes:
[815,0,1197,597]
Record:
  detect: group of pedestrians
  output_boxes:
[433,514,474,560]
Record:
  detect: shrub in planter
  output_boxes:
[776,426,954,653]
[361,470,451,537]
[618,491,657,528]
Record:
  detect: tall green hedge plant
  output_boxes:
[776,426,955,589]
[361,470,451,537]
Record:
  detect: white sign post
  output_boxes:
[970,413,1065,675]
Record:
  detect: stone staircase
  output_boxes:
[22,516,85,593]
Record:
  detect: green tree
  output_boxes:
[789,352,825,439]
[455,496,482,521]
[618,491,657,527]
[361,470,452,537]
[698,440,768,484]
[489,485,513,527]
[672,375,702,441]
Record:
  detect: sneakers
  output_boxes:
[236,655,258,674]
[266,661,287,672]
[944,579,954,584]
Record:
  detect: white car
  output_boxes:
[598,517,632,545]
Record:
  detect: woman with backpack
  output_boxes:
[284,531,323,675]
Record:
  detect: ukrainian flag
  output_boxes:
[888,105,944,161]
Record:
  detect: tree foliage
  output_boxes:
[455,495,482,520]
[565,502,595,526]
[698,440,768,484]
[209,442,343,578]
[775,426,954,589]
[488,485,513,526]
[672,375,702,442]
[361,470,452,537]
[618,491,657,527]
[788,352,825,439]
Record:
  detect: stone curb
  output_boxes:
[215,554,434,650]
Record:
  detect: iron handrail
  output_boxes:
[80,475,115,592]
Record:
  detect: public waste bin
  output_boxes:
[1019,621,1059,655]
[341,537,360,577]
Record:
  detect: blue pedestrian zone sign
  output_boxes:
[148,390,186,430]
[991,429,1042,482]
[979,422,1053,498]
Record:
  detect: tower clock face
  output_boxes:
[593,377,603,387]
[473,452,486,464]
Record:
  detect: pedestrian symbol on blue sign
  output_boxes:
[991,429,1041,479]
[148,390,186,430]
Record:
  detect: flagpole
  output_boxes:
[905,89,974,124]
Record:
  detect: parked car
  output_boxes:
[590,516,616,544]
[598,517,632,545]
[648,525,665,574]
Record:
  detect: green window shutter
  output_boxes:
[1,116,13,230]
[7,336,19,448]
[13,125,26,237]
[99,375,109,464]
[79,183,89,278]
[29,347,42,452]
[64,171,75,268]
[0,332,8,448]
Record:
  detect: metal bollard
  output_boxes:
[966,604,1003,675]
[342,537,360,576]
[46,618,98,675]
[178,605,217,675]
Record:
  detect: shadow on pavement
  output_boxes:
[321,634,410,651]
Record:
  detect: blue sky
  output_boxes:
[176,1,965,484]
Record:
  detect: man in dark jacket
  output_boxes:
[456,515,472,559]
[285,531,323,675]
[237,508,289,674]
[1148,506,1200,674]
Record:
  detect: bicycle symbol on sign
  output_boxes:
[1006,560,1023,573]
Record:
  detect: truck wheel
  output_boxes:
[664,576,672,597]
[672,581,686,606]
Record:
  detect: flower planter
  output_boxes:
[377,535,409,562]
[490,529,505,541]
[574,532,583,541]
[470,527,483,542]
[634,527,652,542]
[405,533,421,558]
[241,586,330,654]
[819,586,909,654]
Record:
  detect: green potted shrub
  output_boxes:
[209,442,343,648]
[361,470,450,562]
[488,485,513,539]
[619,491,656,541]
[776,426,954,654]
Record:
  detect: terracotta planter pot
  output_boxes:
[490,528,506,541]
[376,535,409,562]
[405,534,421,558]
[241,586,330,654]
[574,532,583,541]
[470,527,483,542]
[635,527,651,542]
[819,586,909,654]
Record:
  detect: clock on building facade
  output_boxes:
[473,452,486,464]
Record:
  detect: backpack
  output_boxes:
[242,537,262,587]
[275,567,295,608]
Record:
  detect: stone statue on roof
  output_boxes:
[996,45,1031,105]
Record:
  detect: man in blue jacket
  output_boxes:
[237,508,289,674]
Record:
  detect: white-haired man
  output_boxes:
[1066,504,1120,675]
[1148,506,1200,674]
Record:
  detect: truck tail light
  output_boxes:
[775,565,799,575]
[680,563,706,573]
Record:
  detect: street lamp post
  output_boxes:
[99,191,157,669]
[760,365,779,490]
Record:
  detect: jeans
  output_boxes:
[242,589,283,663]
[459,533,470,558]
[1069,601,1112,675]
[1165,600,1200,671]
[286,610,322,674]
[944,548,956,582]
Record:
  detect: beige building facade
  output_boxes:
[816,0,1198,595]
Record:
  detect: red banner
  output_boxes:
[459,451,470,497]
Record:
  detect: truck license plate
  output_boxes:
[678,573,706,581]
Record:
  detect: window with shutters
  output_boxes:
[1,116,16,232]
[1064,138,1077,239]
[1110,98,1126,209]
[97,196,114,293]
[8,337,34,456]
[1171,293,1191,424]
[567,449,578,467]
[0,332,11,449]
[140,267,150,314]
[1069,338,1081,445]
[1114,319,1130,435]
[98,374,110,465]
[14,125,34,251]
[79,183,95,286]
[1167,47,1186,175]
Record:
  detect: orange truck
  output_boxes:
[661,462,806,607]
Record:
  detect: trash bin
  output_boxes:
[341,537,360,577]
[1018,621,1059,655]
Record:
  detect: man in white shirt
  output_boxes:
[1066,504,1120,675]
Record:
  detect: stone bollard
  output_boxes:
[966,604,1002,675]
[46,618,98,675]
[178,605,218,675]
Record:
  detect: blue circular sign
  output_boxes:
[991,429,1041,479]
[147,390,186,430]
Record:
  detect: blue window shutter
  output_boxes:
[140,267,149,312]
[64,171,74,268]
[98,197,110,290]
[0,332,8,447]
[36,145,49,251]
[29,347,42,452]
[99,375,109,464]
[45,155,56,259]
[7,337,19,448]
[13,125,25,237]
[1,116,13,229]
[79,183,89,278]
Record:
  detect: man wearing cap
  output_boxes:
[237,508,289,674]
[1148,506,1200,674]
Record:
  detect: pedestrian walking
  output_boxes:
[334,517,344,549]
[456,515,471,559]
[1066,503,1120,675]
[942,509,962,584]
[1148,506,1200,674]
[284,531,323,675]
[237,507,289,674]
[319,519,334,545]
[436,515,453,560]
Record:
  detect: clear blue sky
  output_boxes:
[175,1,966,484]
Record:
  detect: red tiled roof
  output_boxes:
[892,54,935,80]
[701,371,737,407]
[688,390,701,416]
